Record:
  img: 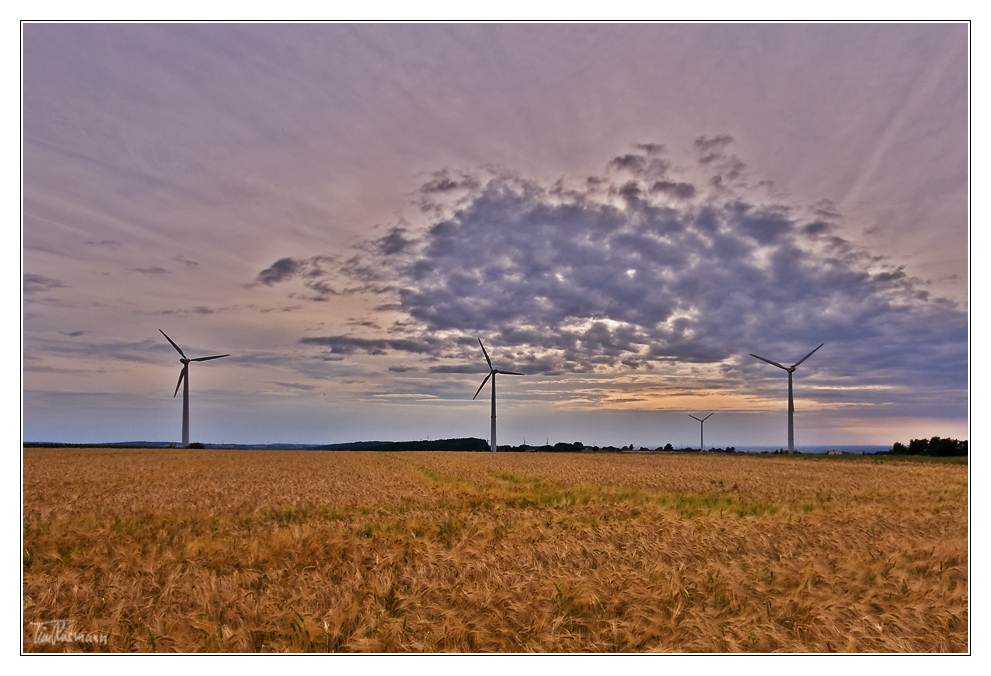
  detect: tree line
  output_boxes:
[889,436,967,457]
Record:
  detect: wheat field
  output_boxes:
[22,448,968,653]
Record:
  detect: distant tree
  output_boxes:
[891,437,966,457]
[929,437,967,457]
[550,441,583,452]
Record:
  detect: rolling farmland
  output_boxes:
[22,449,968,652]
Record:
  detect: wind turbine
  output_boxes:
[688,413,713,452]
[160,329,229,447]
[472,339,523,452]
[750,343,823,453]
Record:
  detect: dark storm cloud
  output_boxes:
[260,142,966,403]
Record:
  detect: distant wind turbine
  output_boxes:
[750,343,823,453]
[688,413,713,452]
[472,339,523,452]
[160,329,229,447]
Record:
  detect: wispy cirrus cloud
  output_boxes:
[23,273,67,295]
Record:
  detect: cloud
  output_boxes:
[299,335,438,356]
[693,134,734,155]
[650,180,697,199]
[377,228,413,256]
[420,170,480,194]
[259,304,303,313]
[257,141,966,410]
[173,254,200,269]
[428,364,487,374]
[24,335,165,365]
[253,255,347,298]
[23,273,67,294]
[158,305,240,316]
[634,142,665,155]
[256,257,302,285]
[271,381,318,392]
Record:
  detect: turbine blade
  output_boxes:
[473,373,491,400]
[702,413,713,421]
[160,329,186,358]
[688,415,702,422]
[190,354,229,362]
[173,368,185,398]
[478,338,493,369]
[750,353,788,370]
[791,343,824,368]
[496,370,524,376]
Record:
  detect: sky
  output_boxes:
[20,22,970,448]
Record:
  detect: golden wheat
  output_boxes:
[23,449,967,652]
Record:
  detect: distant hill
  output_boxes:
[23,441,324,449]
[23,438,490,451]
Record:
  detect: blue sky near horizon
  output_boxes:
[21,23,969,448]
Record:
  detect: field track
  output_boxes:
[23,449,968,652]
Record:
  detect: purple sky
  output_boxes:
[21,23,969,447]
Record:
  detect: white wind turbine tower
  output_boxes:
[160,329,229,447]
[688,413,713,452]
[472,339,523,452]
[750,343,823,453]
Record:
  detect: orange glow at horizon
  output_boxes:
[555,388,888,413]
